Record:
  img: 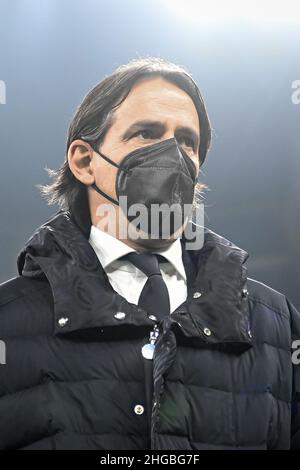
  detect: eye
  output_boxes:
[178,136,196,151]
[132,129,155,140]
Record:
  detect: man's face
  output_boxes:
[90,76,200,202]
[88,76,201,247]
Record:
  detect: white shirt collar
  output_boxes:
[88,224,186,281]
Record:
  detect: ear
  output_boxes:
[67,139,95,185]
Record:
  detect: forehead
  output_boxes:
[112,76,200,133]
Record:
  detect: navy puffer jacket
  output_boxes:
[0,209,300,450]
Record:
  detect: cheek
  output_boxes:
[188,156,199,175]
[95,161,118,196]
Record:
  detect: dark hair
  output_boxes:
[37,56,212,237]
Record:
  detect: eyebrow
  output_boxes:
[120,119,200,149]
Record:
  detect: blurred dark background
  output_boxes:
[0,0,299,307]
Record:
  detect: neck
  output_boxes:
[89,194,181,252]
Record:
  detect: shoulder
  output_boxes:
[0,275,49,304]
[246,276,300,345]
[0,275,54,337]
[246,277,292,320]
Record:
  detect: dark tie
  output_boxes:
[122,252,170,322]
[122,251,170,449]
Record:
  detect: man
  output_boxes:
[0,57,300,450]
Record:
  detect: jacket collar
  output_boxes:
[17,209,252,352]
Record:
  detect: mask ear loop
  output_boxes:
[96,150,120,169]
[85,141,121,205]
[90,182,119,206]
[89,142,130,174]
[179,147,198,183]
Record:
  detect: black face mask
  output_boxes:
[90,137,198,246]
